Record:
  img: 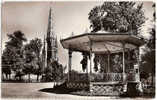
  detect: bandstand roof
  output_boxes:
[60,33,145,54]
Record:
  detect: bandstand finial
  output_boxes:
[71,32,74,36]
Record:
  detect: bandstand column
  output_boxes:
[89,40,92,75]
[136,47,143,92]
[135,47,140,82]
[68,50,72,81]
[122,43,126,82]
[108,54,110,72]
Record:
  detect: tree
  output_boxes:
[44,64,53,82]
[2,30,27,81]
[29,38,42,81]
[44,60,63,83]
[2,49,12,80]
[141,4,155,85]
[88,2,146,34]
[6,30,27,48]
[23,38,42,81]
[51,61,62,85]
[23,46,36,82]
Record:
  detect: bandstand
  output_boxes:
[60,33,145,95]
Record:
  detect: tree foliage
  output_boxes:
[2,29,63,82]
[141,3,155,77]
[2,31,27,80]
[88,2,146,34]
[23,38,42,81]
[2,48,12,79]
[6,30,26,48]
[44,60,63,82]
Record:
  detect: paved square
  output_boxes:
[1,83,151,100]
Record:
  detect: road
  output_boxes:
[1,83,152,100]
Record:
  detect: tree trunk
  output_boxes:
[151,72,154,87]
[2,73,5,80]
[5,74,8,80]
[19,75,22,81]
[54,81,56,87]
[151,67,154,87]
[9,74,11,80]
[28,74,31,82]
[37,74,39,82]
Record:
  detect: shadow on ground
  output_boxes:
[39,82,77,94]
[39,82,155,98]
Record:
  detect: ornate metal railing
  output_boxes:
[69,73,124,82]
[69,72,138,83]
[90,73,123,82]
[69,73,88,82]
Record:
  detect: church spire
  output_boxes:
[46,8,53,64]
[46,7,58,64]
[47,7,53,38]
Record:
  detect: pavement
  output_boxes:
[1,83,154,100]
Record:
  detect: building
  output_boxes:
[42,8,58,69]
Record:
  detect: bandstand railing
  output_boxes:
[69,72,137,82]
[69,73,124,82]
[69,73,88,82]
[90,73,123,82]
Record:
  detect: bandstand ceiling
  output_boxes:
[60,33,145,54]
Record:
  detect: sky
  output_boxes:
[1,1,155,72]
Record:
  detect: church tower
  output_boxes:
[45,8,58,65]
[42,35,46,70]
